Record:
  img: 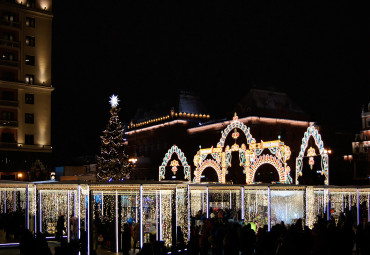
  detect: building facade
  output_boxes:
[0,0,53,181]
[125,89,331,185]
[352,103,370,182]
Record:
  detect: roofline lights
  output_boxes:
[127,112,210,129]
[188,116,314,134]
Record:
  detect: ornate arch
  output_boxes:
[193,159,222,183]
[247,154,291,184]
[159,145,191,181]
[296,126,329,185]
[217,114,256,148]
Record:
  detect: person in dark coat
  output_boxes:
[122,223,132,255]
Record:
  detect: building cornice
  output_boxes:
[125,120,189,135]
[0,80,54,92]
[187,116,315,134]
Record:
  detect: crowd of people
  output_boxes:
[186,207,370,255]
[3,206,369,255]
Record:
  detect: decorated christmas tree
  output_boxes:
[97,95,132,181]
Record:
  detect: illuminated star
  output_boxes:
[109,94,119,108]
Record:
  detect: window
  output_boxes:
[25,17,35,27]
[1,111,15,121]
[2,91,15,101]
[1,71,16,81]
[25,93,34,104]
[25,74,34,84]
[26,0,35,8]
[25,36,35,47]
[25,55,35,65]
[1,133,15,143]
[25,134,34,145]
[25,113,34,124]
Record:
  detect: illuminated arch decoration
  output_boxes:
[159,145,191,181]
[193,159,222,183]
[217,114,256,148]
[248,155,292,184]
[193,114,293,184]
[296,126,329,185]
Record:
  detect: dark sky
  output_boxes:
[50,1,370,163]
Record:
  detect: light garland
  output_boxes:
[128,112,210,129]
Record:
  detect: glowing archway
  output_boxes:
[296,126,329,185]
[248,155,291,184]
[193,159,222,183]
[159,145,191,181]
[217,114,256,148]
[193,114,292,184]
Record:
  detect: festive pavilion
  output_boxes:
[1,181,370,254]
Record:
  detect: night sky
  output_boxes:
[50,1,369,164]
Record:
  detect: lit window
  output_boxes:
[25,55,35,65]
[25,36,35,47]
[25,74,34,84]
[25,17,35,27]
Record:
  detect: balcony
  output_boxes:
[0,59,19,67]
[0,20,20,29]
[0,119,18,127]
[0,38,20,48]
[0,142,52,152]
[0,99,18,107]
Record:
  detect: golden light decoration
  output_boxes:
[170,160,179,175]
[307,147,316,170]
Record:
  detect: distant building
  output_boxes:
[126,89,325,184]
[352,103,370,182]
[0,0,53,181]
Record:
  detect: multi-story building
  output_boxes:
[0,0,53,181]
[352,103,370,182]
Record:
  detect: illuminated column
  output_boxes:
[241,187,245,221]
[67,190,70,243]
[26,185,29,230]
[325,189,330,221]
[357,189,360,226]
[175,187,178,239]
[39,190,42,233]
[159,190,163,241]
[34,187,37,234]
[78,185,81,239]
[155,191,158,241]
[101,192,104,216]
[140,185,143,248]
[13,189,16,212]
[368,194,370,223]
[115,190,118,253]
[306,186,315,229]
[206,186,209,218]
[187,185,191,241]
[268,187,271,232]
[87,186,90,255]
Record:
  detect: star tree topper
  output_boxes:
[109,94,120,108]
